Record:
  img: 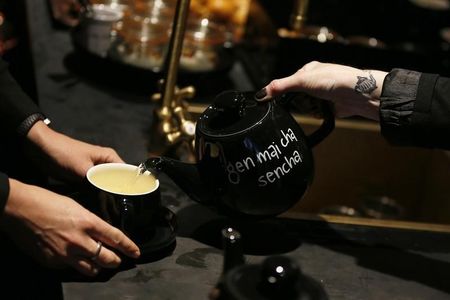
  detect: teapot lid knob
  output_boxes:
[259,256,301,297]
[197,91,270,137]
[220,254,328,300]
[222,227,245,274]
[214,91,246,113]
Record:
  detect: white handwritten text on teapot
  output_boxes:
[257,150,302,187]
[226,128,303,185]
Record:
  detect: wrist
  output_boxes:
[370,70,388,99]
[2,178,25,220]
[26,120,58,152]
[351,69,387,120]
[353,69,387,99]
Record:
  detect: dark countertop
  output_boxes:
[25,2,450,299]
[62,209,450,300]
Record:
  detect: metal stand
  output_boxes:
[149,0,197,162]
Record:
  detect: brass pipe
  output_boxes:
[290,0,309,31]
[160,0,191,109]
[149,0,196,161]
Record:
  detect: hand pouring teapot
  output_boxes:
[142,90,334,218]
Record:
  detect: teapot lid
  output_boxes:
[222,256,328,300]
[197,90,270,137]
[216,228,328,300]
[222,255,328,300]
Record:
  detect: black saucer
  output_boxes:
[60,189,177,264]
[139,206,177,259]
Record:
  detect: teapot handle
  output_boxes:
[305,101,335,148]
[277,93,335,148]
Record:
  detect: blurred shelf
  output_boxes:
[281,211,450,233]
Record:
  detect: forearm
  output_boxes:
[25,120,123,180]
[0,178,41,224]
[21,120,78,181]
[2,178,28,221]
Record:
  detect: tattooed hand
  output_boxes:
[254,61,388,121]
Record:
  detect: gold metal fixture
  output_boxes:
[278,0,310,38]
[290,0,309,31]
[149,0,197,162]
[278,0,339,43]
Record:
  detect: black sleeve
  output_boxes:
[0,58,42,136]
[0,172,9,214]
[380,69,450,150]
[0,58,43,215]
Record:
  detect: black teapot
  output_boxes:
[143,90,334,218]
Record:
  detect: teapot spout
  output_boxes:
[142,157,212,205]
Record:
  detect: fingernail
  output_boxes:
[254,88,267,101]
[133,250,141,258]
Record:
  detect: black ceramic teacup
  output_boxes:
[86,163,161,245]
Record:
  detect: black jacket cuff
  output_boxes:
[0,59,42,136]
[380,69,421,146]
[0,172,9,215]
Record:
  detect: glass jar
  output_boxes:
[190,0,251,45]
[180,17,227,72]
[112,13,170,71]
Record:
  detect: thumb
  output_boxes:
[255,74,303,102]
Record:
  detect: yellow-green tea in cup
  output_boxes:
[88,163,158,195]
